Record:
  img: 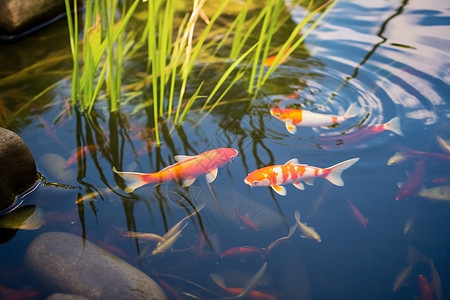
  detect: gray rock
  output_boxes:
[0,127,38,212]
[0,0,65,33]
[25,232,167,300]
[47,293,90,300]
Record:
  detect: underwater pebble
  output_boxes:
[0,127,38,211]
[25,232,167,300]
[40,153,77,183]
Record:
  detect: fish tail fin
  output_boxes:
[385,117,403,136]
[294,210,301,222]
[344,103,359,119]
[112,167,158,193]
[324,158,360,186]
[210,273,226,289]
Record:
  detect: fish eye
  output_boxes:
[253,181,258,185]
[230,155,235,159]
[276,113,280,117]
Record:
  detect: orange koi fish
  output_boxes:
[263,46,291,67]
[244,158,359,196]
[113,148,238,193]
[270,103,359,134]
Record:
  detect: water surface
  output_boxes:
[0,0,449,299]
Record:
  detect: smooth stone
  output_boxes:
[47,294,90,300]
[25,232,167,300]
[0,0,65,33]
[39,153,77,183]
[0,127,38,212]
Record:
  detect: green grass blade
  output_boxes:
[256,0,283,88]
[247,4,271,94]
[202,43,257,111]
[177,82,205,125]
[261,0,337,85]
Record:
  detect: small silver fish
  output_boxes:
[294,210,321,242]
[387,152,409,165]
[418,185,450,202]
[152,205,204,255]
[392,265,413,292]
[436,135,450,153]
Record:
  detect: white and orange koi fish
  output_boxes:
[244,157,359,196]
[113,148,238,193]
[270,103,359,134]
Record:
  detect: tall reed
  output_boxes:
[64,0,338,146]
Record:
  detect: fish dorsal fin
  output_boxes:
[285,158,299,165]
[293,182,305,190]
[205,168,218,183]
[286,122,297,134]
[174,155,195,162]
[182,177,196,187]
[271,185,287,196]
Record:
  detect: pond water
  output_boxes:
[0,0,449,299]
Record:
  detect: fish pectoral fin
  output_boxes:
[304,178,315,186]
[174,155,195,162]
[205,169,218,183]
[285,122,297,134]
[293,182,305,190]
[182,177,197,187]
[285,158,299,165]
[271,185,287,196]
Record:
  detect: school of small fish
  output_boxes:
[8,61,447,300]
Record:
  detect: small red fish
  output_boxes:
[432,177,450,183]
[263,46,291,67]
[113,148,238,193]
[234,210,259,231]
[398,146,450,163]
[347,199,368,228]
[211,270,276,300]
[244,158,359,196]
[396,158,426,201]
[0,289,40,300]
[38,115,65,148]
[156,278,185,300]
[219,287,276,300]
[220,246,266,258]
[64,145,97,168]
[418,274,433,300]
[318,117,403,148]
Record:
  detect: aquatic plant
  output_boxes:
[63,0,338,145]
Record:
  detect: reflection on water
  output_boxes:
[0,0,449,299]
